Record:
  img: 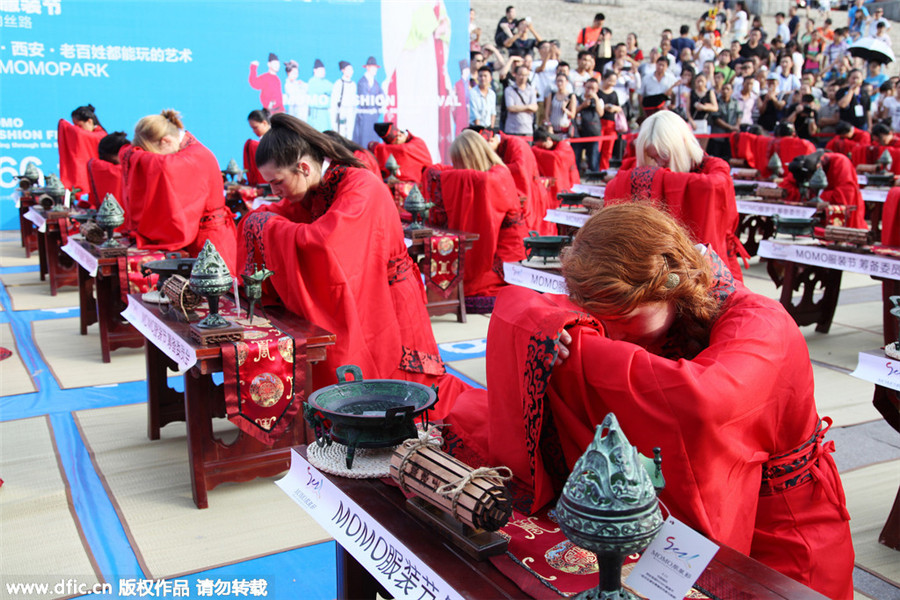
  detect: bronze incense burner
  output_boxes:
[556,413,664,600]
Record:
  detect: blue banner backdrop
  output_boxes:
[0,0,470,230]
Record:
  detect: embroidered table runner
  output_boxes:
[490,507,709,599]
[423,234,463,298]
[202,297,307,446]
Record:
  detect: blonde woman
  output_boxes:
[421,130,526,309]
[604,110,745,280]
[121,110,237,273]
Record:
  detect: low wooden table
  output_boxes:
[26,206,78,295]
[64,236,145,362]
[290,446,827,600]
[124,295,335,509]
[405,228,479,323]
[18,191,39,258]
[759,239,900,334]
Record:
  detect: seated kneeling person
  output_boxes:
[446,204,854,600]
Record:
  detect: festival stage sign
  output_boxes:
[0,0,470,230]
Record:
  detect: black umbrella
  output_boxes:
[847,37,895,64]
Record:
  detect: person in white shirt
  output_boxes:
[531,40,559,105]
[694,35,717,70]
[774,56,801,96]
[570,51,598,97]
[774,12,791,45]
[731,60,760,96]
[640,56,677,115]
[878,80,900,131]
[736,76,759,125]
[469,66,497,127]
[866,6,890,38]
[731,1,749,43]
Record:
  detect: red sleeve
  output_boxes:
[424,164,526,296]
[85,159,122,209]
[548,289,820,552]
[354,149,381,175]
[237,168,424,388]
[248,63,262,89]
[373,135,434,183]
[502,136,554,235]
[821,153,867,229]
[57,119,105,196]
[884,188,900,246]
[122,135,229,257]
[243,139,264,186]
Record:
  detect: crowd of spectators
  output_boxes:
[468,1,896,168]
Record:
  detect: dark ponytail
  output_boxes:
[256,113,363,170]
[247,108,271,123]
[71,104,101,129]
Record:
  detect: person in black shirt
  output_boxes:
[740,29,769,62]
[494,6,517,48]
[757,75,785,133]
[573,78,605,171]
[836,69,870,131]
[784,93,818,140]
[505,19,542,59]
[596,71,621,170]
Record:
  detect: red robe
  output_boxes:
[531,140,581,213]
[498,134,554,236]
[448,279,854,600]
[825,129,870,155]
[237,165,468,415]
[372,133,433,184]
[57,119,106,197]
[421,164,527,297]
[119,132,238,274]
[243,139,265,186]
[353,149,380,176]
[730,132,814,178]
[84,158,122,209]
[605,155,746,281]
[778,152,867,229]
[884,188,900,246]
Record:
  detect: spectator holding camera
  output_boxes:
[505,18,542,59]
[784,93,819,140]
[837,69,870,131]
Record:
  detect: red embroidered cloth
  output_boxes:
[200,297,307,446]
[491,507,709,599]
[423,234,462,298]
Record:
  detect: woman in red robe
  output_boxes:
[237,114,468,416]
[421,130,527,309]
[84,131,129,209]
[447,204,854,600]
[531,129,581,206]
[371,122,433,184]
[58,104,107,199]
[480,128,553,236]
[605,111,747,281]
[779,150,867,230]
[244,109,270,186]
[120,110,237,274]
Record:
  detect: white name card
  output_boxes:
[121,297,197,371]
[627,517,718,600]
[571,183,605,197]
[735,201,817,218]
[503,262,567,294]
[861,188,889,203]
[850,350,900,392]
[24,206,46,232]
[858,174,868,186]
[61,240,98,277]
[544,209,590,227]
[276,450,466,600]
[758,240,900,281]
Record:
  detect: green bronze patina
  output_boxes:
[304,365,438,469]
[242,266,274,324]
[189,240,233,329]
[96,193,125,248]
[404,184,433,230]
[556,413,664,600]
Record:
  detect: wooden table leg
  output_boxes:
[146,341,185,440]
[769,260,843,334]
[335,543,389,600]
[77,266,97,335]
[185,369,216,509]
[37,230,47,282]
